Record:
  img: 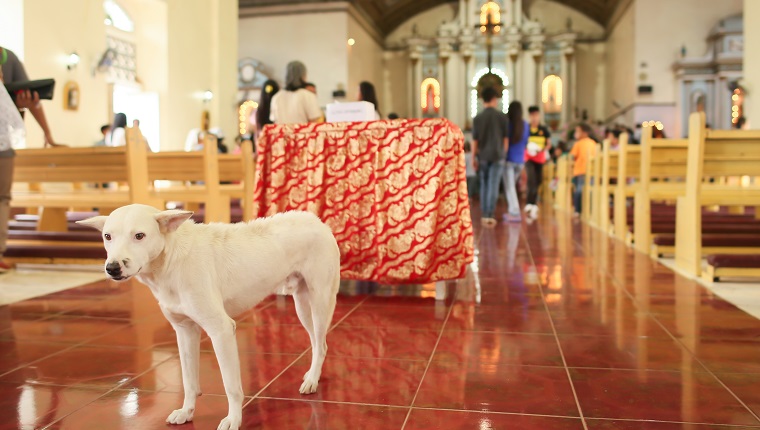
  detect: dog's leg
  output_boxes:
[204,315,244,430]
[166,321,202,425]
[293,286,317,371]
[300,285,337,395]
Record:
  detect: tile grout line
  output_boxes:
[521,218,589,430]
[244,295,372,408]
[400,288,456,429]
[579,222,760,425]
[41,351,180,429]
[597,258,760,425]
[260,395,589,420]
[39,297,301,428]
[45,295,367,428]
[0,321,131,379]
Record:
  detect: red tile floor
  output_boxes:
[2,209,760,429]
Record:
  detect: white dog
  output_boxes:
[78,204,341,430]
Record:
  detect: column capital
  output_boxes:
[407,39,427,63]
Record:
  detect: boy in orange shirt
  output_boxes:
[569,123,596,215]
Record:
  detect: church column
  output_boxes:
[462,42,475,129]
[559,51,568,124]
[529,35,546,111]
[744,0,760,125]
[438,44,451,118]
[506,32,521,103]
[534,52,544,108]
[512,0,522,27]
[408,40,425,118]
[522,51,538,108]
[570,50,577,119]
[556,33,576,124]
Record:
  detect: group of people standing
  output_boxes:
[470,88,552,226]
[254,60,382,135]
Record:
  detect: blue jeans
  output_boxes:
[572,175,585,214]
[479,160,504,218]
[502,161,524,216]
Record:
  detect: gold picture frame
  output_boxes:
[63,81,79,111]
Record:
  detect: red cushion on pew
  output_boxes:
[4,245,106,259]
[653,234,760,247]
[8,231,102,242]
[706,254,760,269]
[634,224,760,234]
[8,221,94,232]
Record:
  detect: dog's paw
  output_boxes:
[217,414,242,430]
[166,408,194,425]
[299,375,319,394]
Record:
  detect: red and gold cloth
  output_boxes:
[253,118,474,284]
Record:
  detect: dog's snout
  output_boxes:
[106,261,122,277]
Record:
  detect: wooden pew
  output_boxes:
[674,112,760,277]
[632,126,689,254]
[595,139,613,233]
[610,133,639,241]
[11,128,157,231]
[146,136,255,223]
[554,156,572,212]
[584,140,606,226]
[542,161,555,209]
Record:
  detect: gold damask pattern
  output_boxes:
[253,119,474,283]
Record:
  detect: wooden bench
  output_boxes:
[553,156,572,212]
[674,112,760,277]
[145,134,254,223]
[631,126,689,254]
[705,254,760,281]
[11,128,158,231]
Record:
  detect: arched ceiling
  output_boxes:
[238,0,624,35]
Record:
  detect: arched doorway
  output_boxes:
[470,67,510,118]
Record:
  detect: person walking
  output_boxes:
[471,87,508,226]
[524,106,551,219]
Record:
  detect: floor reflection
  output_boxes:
[0,204,759,428]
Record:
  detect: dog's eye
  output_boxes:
[135,233,145,240]
[104,234,111,241]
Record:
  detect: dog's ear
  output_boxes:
[154,210,194,233]
[76,216,108,232]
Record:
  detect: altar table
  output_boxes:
[253,118,474,284]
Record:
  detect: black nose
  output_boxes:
[106,262,122,277]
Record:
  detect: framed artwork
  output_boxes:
[63,81,80,111]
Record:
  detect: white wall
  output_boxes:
[528,0,604,39]
[348,16,384,110]
[576,42,606,121]
[634,0,743,105]
[12,0,236,151]
[605,2,635,120]
[22,0,110,147]
[0,0,24,59]
[157,0,238,151]
[239,12,348,108]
